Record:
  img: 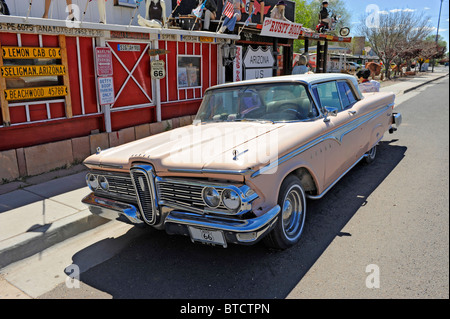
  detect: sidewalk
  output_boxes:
[0,68,448,270]
[379,66,449,95]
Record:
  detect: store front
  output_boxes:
[0,16,238,151]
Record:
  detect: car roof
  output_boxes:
[210,73,358,89]
[207,73,363,100]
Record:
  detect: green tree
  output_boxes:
[293,0,315,52]
[293,0,352,53]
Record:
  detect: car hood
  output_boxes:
[84,122,287,174]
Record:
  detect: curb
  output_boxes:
[0,211,109,269]
[403,73,449,94]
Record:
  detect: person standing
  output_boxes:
[292,55,309,74]
[42,0,74,19]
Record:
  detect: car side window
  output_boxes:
[315,81,343,112]
[337,81,357,109]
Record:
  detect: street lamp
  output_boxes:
[221,43,237,66]
[432,0,444,73]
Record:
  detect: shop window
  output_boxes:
[177,55,201,89]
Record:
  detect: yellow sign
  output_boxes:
[4,85,67,101]
[200,37,214,43]
[2,46,61,59]
[1,65,65,78]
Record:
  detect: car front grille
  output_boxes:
[93,172,136,203]
[157,178,228,212]
[130,167,157,224]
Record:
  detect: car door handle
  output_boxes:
[348,110,356,115]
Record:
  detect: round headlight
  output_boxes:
[202,187,221,208]
[86,174,98,190]
[222,189,241,210]
[98,175,109,191]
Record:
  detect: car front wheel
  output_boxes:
[264,175,307,250]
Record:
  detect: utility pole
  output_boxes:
[432,0,444,73]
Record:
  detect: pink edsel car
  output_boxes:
[82,73,401,250]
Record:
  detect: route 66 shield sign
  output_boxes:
[151,60,165,80]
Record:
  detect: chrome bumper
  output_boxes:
[82,192,280,246]
[164,206,280,245]
[393,112,402,128]
[82,192,145,226]
[389,112,402,133]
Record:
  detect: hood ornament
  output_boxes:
[232,149,248,161]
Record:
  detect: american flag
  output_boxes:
[177,0,182,6]
[222,1,234,19]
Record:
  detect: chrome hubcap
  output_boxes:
[281,186,305,240]
[368,146,376,159]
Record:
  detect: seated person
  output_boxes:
[270,1,288,21]
[357,69,380,93]
[320,1,330,30]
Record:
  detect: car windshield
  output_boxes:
[194,83,319,123]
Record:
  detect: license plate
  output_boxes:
[188,227,227,248]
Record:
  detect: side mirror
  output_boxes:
[323,106,338,122]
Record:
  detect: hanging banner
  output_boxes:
[1,65,65,78]
[260,18,302,39]
[4,85,67,101]
[233,45,243,82]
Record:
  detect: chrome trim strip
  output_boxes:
[167,168,253,175]
[164,205,280,233]
[83,162,124,169]
[306,153,367,200]
[251,104,392,178]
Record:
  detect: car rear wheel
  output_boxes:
[264,175,306,250]
[364,145,377,164]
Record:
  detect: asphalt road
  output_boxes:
[8,77,449,300]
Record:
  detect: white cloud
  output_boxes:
[424,7,430,10]
[379,10,389,15]
[388,8,417,13]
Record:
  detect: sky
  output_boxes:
[336,0,450,51]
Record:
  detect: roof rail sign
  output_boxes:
[260,18,303,39]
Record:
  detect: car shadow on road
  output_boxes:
[69,140,406,299]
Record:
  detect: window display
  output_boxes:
[177,55,201,88]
